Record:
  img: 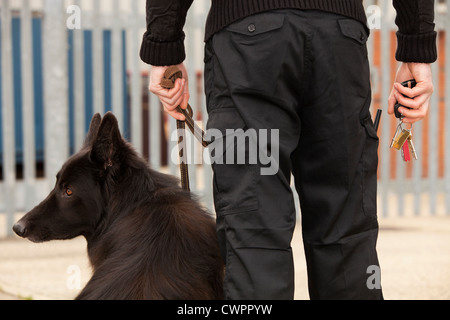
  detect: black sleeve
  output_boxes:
[140,0,194,66]
[393,0,437,63]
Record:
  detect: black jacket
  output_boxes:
[140,0,437,66]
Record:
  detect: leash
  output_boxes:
[160,66,210,192]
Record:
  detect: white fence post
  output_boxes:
[111,0,124,131]
[92,0,104,115]
[43,0,69,187]
[73,0,85,152]
[379,0,392,217]
[21,0,36,211]
[129,0,143,155]
[1,0,16,236]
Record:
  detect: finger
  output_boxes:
[164,105,185,121]
[161,79,183,99]
[160,96,185,117]
[394,82,432,98]
[387,89,397,115]
[160,87,185,109]
[150,78,183,99]
[401,116,423,124]
[180,90,190,111]
[398,104,429,123]
[394,91,429,110]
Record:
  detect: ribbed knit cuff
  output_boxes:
[140,33,186,66]
[395,31,437,63]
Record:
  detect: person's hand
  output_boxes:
[388,62,434,123]
[149,63,190,121]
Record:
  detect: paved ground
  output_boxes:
[0,291,18,300]
[0,216,449,300]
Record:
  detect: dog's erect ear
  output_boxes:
[90,112,123,169]
[83,113,102,148]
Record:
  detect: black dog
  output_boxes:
[13,112,224,299]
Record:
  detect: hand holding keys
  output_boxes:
[390,79,418,162]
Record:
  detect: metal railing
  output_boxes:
[0,0,449,236]
[369,0,450,217]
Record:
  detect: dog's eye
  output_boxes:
[65,188,73,196]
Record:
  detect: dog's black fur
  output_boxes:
[13,112,224,299]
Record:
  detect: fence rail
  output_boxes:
[1,0,449,237]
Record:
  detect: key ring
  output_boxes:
[402,122,413,131]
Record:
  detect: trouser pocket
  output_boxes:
[207,107,259,216]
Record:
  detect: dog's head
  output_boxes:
[13,112,128,242]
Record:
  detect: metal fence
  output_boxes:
[0,0,449,237]
[370,0,450,218]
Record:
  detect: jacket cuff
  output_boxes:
[140,33,186,66]
[395,31,437,63]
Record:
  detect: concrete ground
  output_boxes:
[0,216,449,300]
[0,291,18,300]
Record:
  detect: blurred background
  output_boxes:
[0,0,449,300]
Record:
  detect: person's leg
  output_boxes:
[204,10,306,299]
[289,11,383,299]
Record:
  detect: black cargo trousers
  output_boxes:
[204,9,383,300]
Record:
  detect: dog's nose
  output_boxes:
[13,222,27,237]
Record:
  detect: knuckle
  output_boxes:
[411,101,421,109]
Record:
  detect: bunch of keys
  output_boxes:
[389,79,418,162]
[390,122,418,161]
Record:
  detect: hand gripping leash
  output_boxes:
[160,66,210,191]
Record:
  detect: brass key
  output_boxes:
[392,129,411,150]
[390,122,403,148]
